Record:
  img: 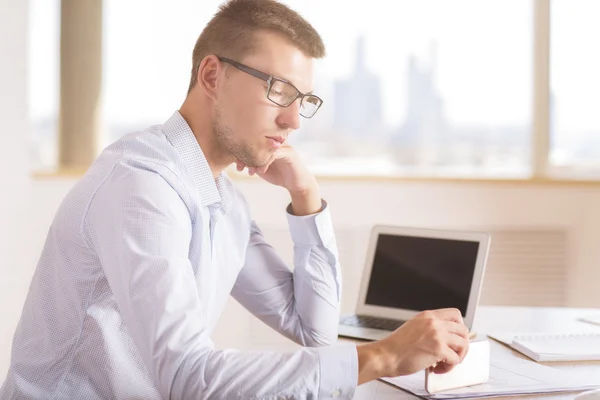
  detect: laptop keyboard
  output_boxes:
[340,315,405,331]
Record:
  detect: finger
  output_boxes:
[442,320,469,340]
[438,343,462,372]
[258,154,276,174]
[271,145,293,161]
[430,308,464,325]
[257,163,269,175]
[234,159,246,170]
[248,167,256,176]
[446,331,470,362]
[432,361,456,374]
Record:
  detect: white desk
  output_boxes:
[235,306,600,399]
[352,306,600,399]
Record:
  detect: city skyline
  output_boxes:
[27,0,599,173]
[30,37,597,174]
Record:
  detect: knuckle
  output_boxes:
[431,331,443,345]
[432,343,444,356]
[424,318,437,331]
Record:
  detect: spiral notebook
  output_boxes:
[489,332,600,362]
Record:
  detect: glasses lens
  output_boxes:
[268,80,299,106]
[300,95,322,118]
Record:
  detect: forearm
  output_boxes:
[357,342,386,385]
[232,220,342,348]
[171,344,358,399]
[290,245,342,345]
[233,190,342,347]
[289,182,322,216]
[286,197,344,346]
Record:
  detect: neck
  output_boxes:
[179,93,233,179]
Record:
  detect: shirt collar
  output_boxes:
[162,111,231,213]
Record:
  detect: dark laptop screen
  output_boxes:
[364,233,480,314]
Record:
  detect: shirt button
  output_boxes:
[332,389,342,397]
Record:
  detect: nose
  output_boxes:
[275,98,301,131]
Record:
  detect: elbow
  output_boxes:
[300,324,339,347]
[313,335,337,347]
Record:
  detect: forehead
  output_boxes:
[240,31,314,93]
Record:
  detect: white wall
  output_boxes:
[0,0,35,384]
[30,178,600,310]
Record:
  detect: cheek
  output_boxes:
[227,93,277,137]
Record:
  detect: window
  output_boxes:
[549,0,600,177]
[101,0,209,147]
[28,0,599,181]
[29,0,59,170]
[289,0,532,177]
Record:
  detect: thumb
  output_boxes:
[271,146,294,162]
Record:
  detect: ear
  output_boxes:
[196,55,222,101]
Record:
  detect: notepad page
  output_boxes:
[580,315,600,326]
[512,333,600,355]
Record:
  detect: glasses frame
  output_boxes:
[217,56,323,118]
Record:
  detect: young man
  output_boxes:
[0,1,469,399]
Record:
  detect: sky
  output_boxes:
[28,0,600,136]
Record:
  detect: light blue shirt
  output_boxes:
[1,112,358,399]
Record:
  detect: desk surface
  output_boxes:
[352,306,600,399]
[237,306,600,399]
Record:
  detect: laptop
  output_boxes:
[338,225,491,341]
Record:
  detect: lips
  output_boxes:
[265,136,285,145]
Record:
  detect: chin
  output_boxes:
[255,148,274,165]
[240,153,270,168]
[256,154,272,167]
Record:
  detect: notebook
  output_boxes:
[489,332,600,362]
[580,315,600,327]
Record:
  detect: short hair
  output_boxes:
[187,0,326,94]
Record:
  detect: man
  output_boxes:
[0,1,469,399]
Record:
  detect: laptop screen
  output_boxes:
[364,233,480,314]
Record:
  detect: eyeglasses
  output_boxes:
[217,56,323,118]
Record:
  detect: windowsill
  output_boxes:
[32,168,90,179]
[31,168,600,186]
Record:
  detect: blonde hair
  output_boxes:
[187,0,326,94]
